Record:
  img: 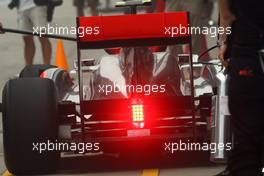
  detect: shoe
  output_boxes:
[214,169,232,176]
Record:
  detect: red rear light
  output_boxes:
[132,104,144,122]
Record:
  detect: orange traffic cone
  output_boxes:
[55,39,69,71]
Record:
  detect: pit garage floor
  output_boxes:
[0,0,224,175]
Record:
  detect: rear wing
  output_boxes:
[76,12,191,49]
[76,12,194,102]
[76,12,197,140]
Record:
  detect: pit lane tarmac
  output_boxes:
[1,151,224,176]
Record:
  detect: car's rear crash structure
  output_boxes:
[0,5,231,175]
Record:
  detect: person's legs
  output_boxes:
[181,0,204,55]
[165,0,184,56]
[18,8,36,65]
[87,0,99,16]
[227,56,264,176]
[30,6,52,64]
[74,0,85,16]
[228,94,263,176]
[165,0,204,56]
[39,37,52,64]
[23,36,35,65]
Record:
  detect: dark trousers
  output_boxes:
[227,20,264,175]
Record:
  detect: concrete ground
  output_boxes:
[0,0,224,175]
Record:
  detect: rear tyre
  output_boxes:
[2,78,59,174]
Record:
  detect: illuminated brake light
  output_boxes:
[132,104,144,122]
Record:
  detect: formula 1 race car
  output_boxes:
[0,1,231,175]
